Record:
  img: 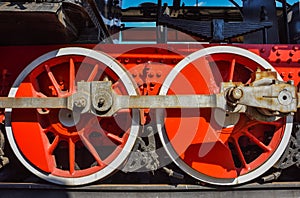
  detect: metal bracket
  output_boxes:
[122,126,159,172]
[275,124,300,169]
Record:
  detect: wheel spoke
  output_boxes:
[232,137,250,171]
[112,81,120,90]
[69,58,75,93]
[48,135,60,155]
[36,92,47,98]
[245,78,252,85]
[79,133,104,167]
[233,117,258,134]
[29,73,41,93]
[107,133,124,144]
[228,58,236,82]
[117,109,131,113]
[260,120,284,128]
[44,65,63,96]
[69,138,76,175]
[36,92,49,114]
[244,131,272,152]
[87,64,99,82]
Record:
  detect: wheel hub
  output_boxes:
[213,109,240,128]
[58,109,80,127]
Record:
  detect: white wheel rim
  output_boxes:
[5,47,139,186]
[157,46,292,185]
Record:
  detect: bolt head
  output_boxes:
[74,98,87,108]
[232,88,243,100]
[98,98,105,107]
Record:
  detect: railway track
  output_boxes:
[0,182,299,198]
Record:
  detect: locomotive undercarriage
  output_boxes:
[0,44,298,186]
[0,0,300,189]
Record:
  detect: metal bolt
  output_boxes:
[146,126,154,133]
[260,48,266,53]
[232,88,243,100]
[278,90,293,105]
[74,98,87,108]
[98,98,105,108]
[287,80,294,85]
[103,76,109,81]
[274,111,280,116]
[256,68,262,72]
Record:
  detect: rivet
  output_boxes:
[145,61,151,70]
[148,72,154,78]
[272,46,279,51]
[156,71,162,78]
[260,48,266,53]
[136,58,142,63]
[132,70,138,78]
[137,80,143,87]
[276,51,281,56]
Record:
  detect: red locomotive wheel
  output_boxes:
[157,46,292,185]
[5,47,139,185]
